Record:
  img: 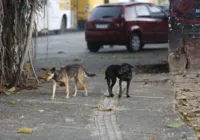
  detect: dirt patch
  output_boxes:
[135,63,169,74]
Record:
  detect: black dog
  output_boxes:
[105,63,133,98]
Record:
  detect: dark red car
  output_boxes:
[85,2,168,52]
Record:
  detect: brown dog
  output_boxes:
[45,64,96,100]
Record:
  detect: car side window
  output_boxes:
[125,6,136,21]
[148,5,166,18]
[149,6,161,13]
[135,5,150,17]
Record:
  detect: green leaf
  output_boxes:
[101,69,106,73]
[17,127,32,134]
[38,109,44,113]
[11,101,16,105]
[73,58,81,62]
[5,87,16,95]
[167,121,184,128]
[24,61,31,67]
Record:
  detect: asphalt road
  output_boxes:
[34,32,168,73]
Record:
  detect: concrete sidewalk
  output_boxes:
[0,74,197,140]
[114,74,197,140]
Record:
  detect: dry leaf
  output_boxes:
[100,108,112,112]
[0,115,24,120]
[73,58,81,62]
[24,61,31,72]
[92,105,112,112]
[93,105,99,109]
[5,87,16,95]
[17,127,32,134]
[15,88,21,93]
[24,67,30,72]
[167,121,184,128]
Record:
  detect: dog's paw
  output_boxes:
[72,93,77,97]
[126,95,131,98]
[65,96,69,99]
[106,94,114,98]
[51,96,55,100]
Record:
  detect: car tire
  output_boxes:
[87,43,101,52]
[126,33,142,52]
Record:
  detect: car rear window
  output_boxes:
[88,6,122,20]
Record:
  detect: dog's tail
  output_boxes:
[85,71,96,77]
[81,66,96,77]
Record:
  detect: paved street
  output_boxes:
[0,32,197,140]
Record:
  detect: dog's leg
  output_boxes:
[126,80,131,98]
[78,78,88,96]
[106,78,112,97]
[73,78,78,97]
[78,70,88,97]
[65,79,70,99]
[82,80,88,96]
[51,81,57,100]
[108,77,116,97]
[118,80,122,98]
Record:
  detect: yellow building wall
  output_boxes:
[109,0,118,3]
[59,0,70,11]
[77,0,104,20]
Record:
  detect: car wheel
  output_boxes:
[87,43,101,52]
[126,33,142,52]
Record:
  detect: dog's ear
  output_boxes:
[131,67,134,71]
[50,67,56,73]
[130,65,134,70]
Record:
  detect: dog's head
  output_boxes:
[119,63,134,74]
[45,68,56,81]
[121,63,133,68]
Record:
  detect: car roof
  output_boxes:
[97,2,151,7]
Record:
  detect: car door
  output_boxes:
[147,4,168,43]
[135,4,158,43]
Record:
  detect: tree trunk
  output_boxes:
[0,0,39,88]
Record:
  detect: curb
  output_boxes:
[33,29,84,37]
[94,79,126,140]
